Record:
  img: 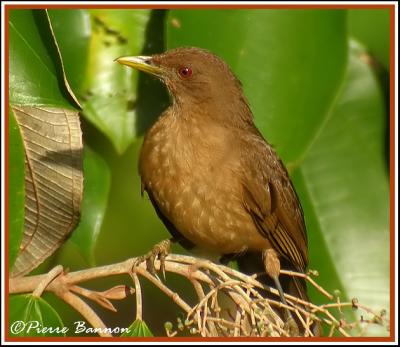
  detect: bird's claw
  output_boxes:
[133,239,171,280]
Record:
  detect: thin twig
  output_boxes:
[134,266,192,313]
[131,272,142,321]
[69,285,117,312]
[281,269,333,300]
[57,290,111,337]
[32,265,63,298]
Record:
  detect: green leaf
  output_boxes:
[293,40,389,333]
[48,9,152,154]
[8,108,25,271]
[46,9,91,96]
[69,146,111,266]
[9,295,66,336]
[120,319,153,337]
[167,9,347,163]
[9,10,73,108]
[348,9,390,70]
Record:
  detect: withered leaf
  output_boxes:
[11,106,83,277]
[100,285,135,300]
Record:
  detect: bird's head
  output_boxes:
[116,47,252,122]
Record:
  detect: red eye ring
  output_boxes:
[178,66,192,78]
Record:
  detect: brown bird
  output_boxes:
[117,47,309,330]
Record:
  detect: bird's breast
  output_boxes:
[139,115,270,254]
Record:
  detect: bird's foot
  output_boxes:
[262,248,300,334]
[133,239,171,280]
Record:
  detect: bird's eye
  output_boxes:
[178,66,192,79]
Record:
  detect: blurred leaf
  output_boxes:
[48,9,152,154]
[167,9,347,163]
[46,9,91,96]
[348,9,390,70]
[82,95,136,154]
[9,294,65,336]
[9,10,72,108]
[133,10,170,136]
[293,40,389,333]
[8,108,25,271]
[69,146,111,266]
[120,319,153,337]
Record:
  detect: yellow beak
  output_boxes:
[115,56,163,76]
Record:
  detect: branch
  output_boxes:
[9,253,389,337]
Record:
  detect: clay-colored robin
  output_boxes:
[117,47,310,332]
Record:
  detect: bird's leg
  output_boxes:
[262,249,287,305]
[133,239,171,280]
[262,249,299,335]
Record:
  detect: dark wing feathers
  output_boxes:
[242,137,308,271]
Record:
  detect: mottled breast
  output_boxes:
[139,110,270,254]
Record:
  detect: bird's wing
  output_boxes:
[241,137,308,271]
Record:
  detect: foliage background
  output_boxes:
[8,8,391,337]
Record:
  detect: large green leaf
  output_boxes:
[9,294,66,337]
[294,40,389,318]
[46,9,91,96]
[8,108,25,271]
[348,9,390,70]
[9,10,73,108]
[69,146,111,266]
[48,9,152,154]
[167,9,347,163]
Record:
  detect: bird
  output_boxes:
[116,47,310,333]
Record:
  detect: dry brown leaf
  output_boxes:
[11,106,83,277]
[100,285,135,300]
